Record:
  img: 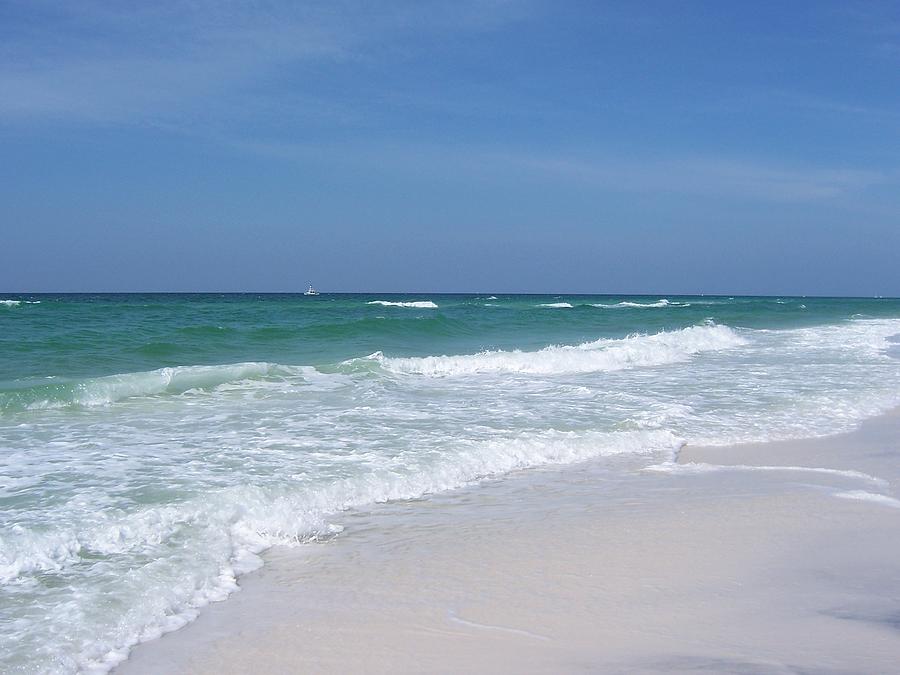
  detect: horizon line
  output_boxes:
[2,291,898,300]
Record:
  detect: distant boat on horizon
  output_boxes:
[304,284,320,296]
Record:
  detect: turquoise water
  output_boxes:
[2,293,900,672]
[3,293,898,383]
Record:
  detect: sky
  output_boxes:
[1,0,898,294]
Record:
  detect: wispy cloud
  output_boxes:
[3,1,896,208]
[825,3,900,60]
[734,88,891,119]
[0,0,534,123]
[517,155,888,201]
[226,137,891,203]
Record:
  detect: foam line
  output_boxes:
[1,362,298,412]
[362,324,746,376]
[592,299,689,308]
[367,300,438,308]
[646,461,887,486]
[833,491,900,508]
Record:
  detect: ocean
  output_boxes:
[2,293,900,673]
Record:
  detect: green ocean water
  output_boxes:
[3,293,899,385]
[2,293,900,673]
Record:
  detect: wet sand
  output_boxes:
[120,411,900,674]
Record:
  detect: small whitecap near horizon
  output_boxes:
[592,299,689,309]
[367,300,438,309]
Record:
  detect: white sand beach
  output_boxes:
[120,410,900,674]
[6,1,900,669]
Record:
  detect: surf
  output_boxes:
[0,362,295,412]
[362,324,746,376]
[367,300,438,308]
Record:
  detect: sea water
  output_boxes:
[1,293,900,673]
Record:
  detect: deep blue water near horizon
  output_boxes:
[2,293,900,673]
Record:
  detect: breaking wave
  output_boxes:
[367,300,438,309]
[0,362,298,412]
[1,427,681,670]
[362,324,746,376]
[593,299,689,309]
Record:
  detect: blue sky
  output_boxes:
[1,0,898,294]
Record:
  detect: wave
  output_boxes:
[1,324,745,411]
[538,302,573,308]
[0,428,680,667]
[1,428,680,585]
[367,300,438,309]
[0,362,297,412]
[359,324,746,377]
[0,425,680,670]
[592,299,689,309]
[0,299,21,306]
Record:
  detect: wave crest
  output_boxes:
[361,324,746,376]
[1,362,295,412]
[367,300,438,308]
[593,299,689,309]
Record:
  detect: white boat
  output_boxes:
[304,284,320,296]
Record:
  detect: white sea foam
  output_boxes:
[593,299,689,309]
[365,324,746,376]
[5,311,900,673]
[9,362,295,411]
[0,428,681,582]
[833,490,900,508]
[367,300,438,308]
[537,302,573,308]
[0,299,21,306]
[0,428,680,671]
[645,462,887,486]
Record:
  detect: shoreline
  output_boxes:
[119,408,900,673]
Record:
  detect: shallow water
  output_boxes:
[1,293,899,672]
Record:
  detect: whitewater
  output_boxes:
[2,293,900,673]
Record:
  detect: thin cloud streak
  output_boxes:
[225,133,884,202]
[519,155,889,201]
[227,137,891,204]
[0,0,534,122]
